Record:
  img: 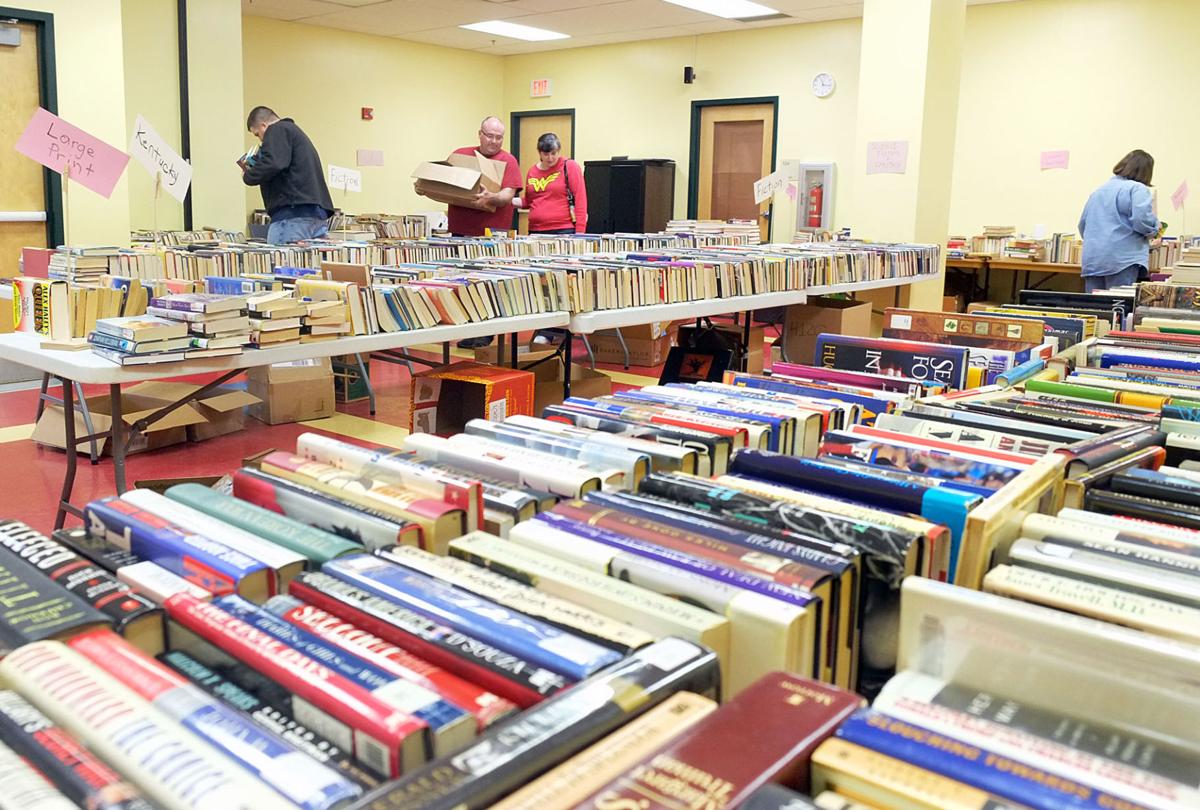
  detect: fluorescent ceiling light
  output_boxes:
[460,20,569,41]
[663,0,780,19]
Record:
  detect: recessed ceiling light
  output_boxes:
[662,0,780,19]
[460,20,569,41]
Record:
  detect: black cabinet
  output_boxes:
[583,158,675,234]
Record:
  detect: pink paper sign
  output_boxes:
[785,181,798,202]
[356,148,384,167]
[1172,180,1189,211]
[866,140,908,175]
[1040,150,1069,170]
[15,107,129,198]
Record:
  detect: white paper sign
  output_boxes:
[328,164,362,192]
[128,114,192,203]
[753,169,787,204]
[866,140,909,174]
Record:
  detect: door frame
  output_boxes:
[687,96,779,231]
[509,108,576,165]
[0,6,61,247]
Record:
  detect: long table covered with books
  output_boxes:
[0,311,569,528]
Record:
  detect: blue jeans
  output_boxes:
[1083,263,1143,292]
[268,216,329,244]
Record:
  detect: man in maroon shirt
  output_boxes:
[446,116,523,237]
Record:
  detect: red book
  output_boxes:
[272,598,517,730]
[550,499,832,591]
[163,593,426,778]
[288,572,556,708]
[574,673,862,808]
[844,424,1033,467]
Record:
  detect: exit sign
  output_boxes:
[530,78,553,98]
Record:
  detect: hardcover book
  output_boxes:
[883,307,1045,344]
[813,334,970,390]
[0,739,77,810]
[577,673,862,807]
[0,520,161,655]
[0,543,110,655]
[348,638,720,810]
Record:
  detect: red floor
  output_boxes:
[0,326,780,534]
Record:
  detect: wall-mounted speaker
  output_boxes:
[683,66,696,84]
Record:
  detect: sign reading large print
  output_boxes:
[15,107,130,198]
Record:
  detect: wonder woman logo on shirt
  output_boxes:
[528,172,561,192]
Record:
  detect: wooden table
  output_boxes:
[946,256,1081,301]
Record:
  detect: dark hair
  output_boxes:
[246,106,278,131]
[537,133,561,154]
[1113,149,1154,186]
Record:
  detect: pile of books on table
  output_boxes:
[88,315,196,365]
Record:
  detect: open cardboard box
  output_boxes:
[31,391,206,456]
[126,381,261,442]
[247,358,335,425]
[534,358,612,415]
[413,152,506,208]
[410,361,534,435]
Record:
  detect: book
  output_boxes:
[0,542,110,655]
[259,452,465,554]
[0,520,162,655]
[0,738,77,810]
[884,307,1045,344]
[321,554,622,681]
[489,691,718,810]
[219,594,475,759]
[165,483,362,565]
[163,593,427,778]
[90,346,188,366]
[93,315,188,342]
[69,629,362,810]
[0,641,291,810]
[347,637,720,810]
[578,674,862,807]
[0,689,152,810]
[11,276,70,340]
[148,292,246,314]
[811,736,1029,810]
[505,414,699,475]
[120,560,213,603]
[814,334,971,390]
[262,596,515,730]
[121,488,306,594]
[1084,489,1200,531]
[740,784,823,809]
[231,468,421,551]
[287,571,569,708]
[84,496,271,601]
[87,331,194,354]
[158,648,377,791]
[377,545,655,654]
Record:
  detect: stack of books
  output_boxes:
[969,225,1015,256]
[48,247,119,284]
[145,292,251,357]
[88,315,191,365]
[243,291,307,347]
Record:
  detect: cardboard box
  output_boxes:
[31,391,205,456]
[588,329,677,368]
[247,358,335,425]
[412,152,506,208]
[782,297,872,366]
[332,355,370,403]
[126,381,261,442]
[410,361,535,435]
[942,294,965,313]
[472,345,559,369]
[677,324,765,374]
[618,321,673,341]
[534,359,612,415]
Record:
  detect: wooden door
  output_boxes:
[697,103,774,242]
[0,22,46,277]
[514,113,573,235]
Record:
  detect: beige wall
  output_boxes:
[240,15,505,220]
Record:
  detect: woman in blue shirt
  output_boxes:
[1078,150,1160,292]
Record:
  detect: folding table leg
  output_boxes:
[75,382,99,464]
[354,353,376,416]
[109,383,128,495]
[442,342,451,365]
[36,373,49,420]
[581,334,595,370]
[562,331,574,400]
[54,376,78,531]
[614,328,629,370]
[510,333,518,368]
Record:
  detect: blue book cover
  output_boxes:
[84,497,266,597]
[838,709,1138,810]
[611,390,787,452]
[205,276,266,295]
[216,595,471,747]
[378,288,411,331]
[321,555,621,680]
[1100,350,1200,373]
[723,373,896,424]
[533,512,816,610]
[275,266,319,279]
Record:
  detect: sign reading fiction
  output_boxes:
[15,107,130,198]
[128,114,193,203]
[753,169,787,205]
[328,164,362,192]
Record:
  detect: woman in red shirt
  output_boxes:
[519,133,587,234]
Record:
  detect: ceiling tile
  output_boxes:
[242,0,348,20]
[794,3,861,21]
[503,0,714,36]
[303,0,528,35]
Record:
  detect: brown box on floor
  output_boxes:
[31,392,206,456]
[534,358,612,415]
[246,358,336,425]
[588,326,677,368]
[942,294,964,313]
[125,381,261,442]
[781,297,872,366]
[676,323,765,374]
[410,361,535,435]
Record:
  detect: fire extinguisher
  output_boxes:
[807,183,823,228]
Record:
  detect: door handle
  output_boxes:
[0,211,46,222]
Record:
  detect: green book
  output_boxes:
[1024,378,1117,403]
[164,483,362,565]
